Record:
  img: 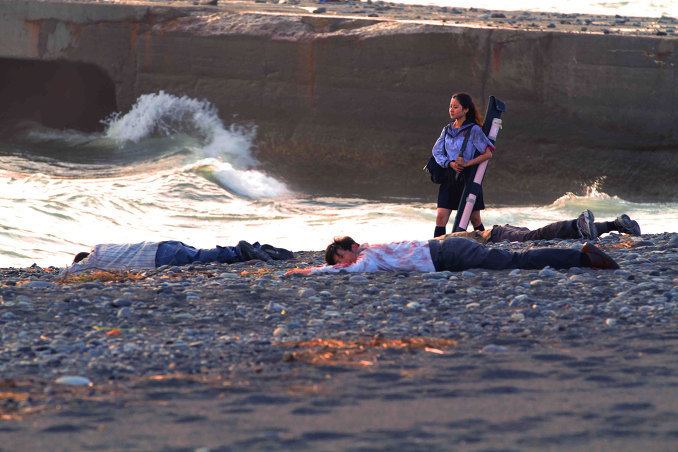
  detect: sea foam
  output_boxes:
[104,91,290,198]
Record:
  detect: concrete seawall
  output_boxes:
[1,0,676,203]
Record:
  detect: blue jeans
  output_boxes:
[428,237,587,271]
[155,241,241,267]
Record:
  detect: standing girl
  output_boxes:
[431,93,495,237]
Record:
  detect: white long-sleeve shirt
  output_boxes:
[310,241,436,274]
[62,242,159,274]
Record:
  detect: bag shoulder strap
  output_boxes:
[460,126,472,155]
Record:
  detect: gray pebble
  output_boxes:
[405,301,421,310]
[298,288,317,298]
[511,312,526,322]
[24,281,56,290]
[111,298,132,307]
[423,272,448,279]
[510,294,531,307]
[481,344,508,353]
[55,375,92,386]
[266,302,287,313]
[122,343,139,353]
[273,326,288,337]
[539,267,559,278]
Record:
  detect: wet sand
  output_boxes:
[1,232,677,449]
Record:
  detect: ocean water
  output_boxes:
[390,0,677,18]
[1,92,676,269]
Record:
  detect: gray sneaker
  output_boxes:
[576,209,597,241]
[614,214,641,236]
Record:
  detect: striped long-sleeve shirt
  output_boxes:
[63,242,159,274]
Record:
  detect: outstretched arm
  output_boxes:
[285,267,313,276]
[285,251,375,276]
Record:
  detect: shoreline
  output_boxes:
[1,232,677,448]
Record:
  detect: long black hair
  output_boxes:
[452,92,482,125]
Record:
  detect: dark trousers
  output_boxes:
[429,237,587,271]
[490,220,579,243]
[155,241,241,267]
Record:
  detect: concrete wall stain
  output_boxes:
[298,39,317,106]
[130,23,139,54]
[24,21,42,58]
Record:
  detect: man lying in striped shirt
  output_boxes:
[63,240,293,274]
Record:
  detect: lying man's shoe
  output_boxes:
[582,242,619,269]
[261,244,294,260]
[614,214,641,236]
[237,241,272,262]
[576,209,598,241]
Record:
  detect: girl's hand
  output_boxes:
[456,157,466,168]
[450,158,464,173]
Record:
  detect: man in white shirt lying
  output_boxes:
[286,235,618,276]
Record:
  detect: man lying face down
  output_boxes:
[443,210,640,244]
[64,240,293,274]
[286,229,621,276]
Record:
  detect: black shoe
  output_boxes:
[576,209,597,241]
[582,242,619,270]
[614,214,641,236]
[260,244,294,260]
[237,241,271,262]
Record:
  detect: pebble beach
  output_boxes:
[1,232,677,449]
[1,1,677,448]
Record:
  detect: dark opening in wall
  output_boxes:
[0,58,117,132]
